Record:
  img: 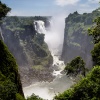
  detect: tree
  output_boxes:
[91,42,100,66]
[0,1,11,40]
[0,1,11,20]
[64,56,85,76]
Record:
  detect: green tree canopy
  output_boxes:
[91,42,100,66]
[64,56,85,76]
[0,1,11,20]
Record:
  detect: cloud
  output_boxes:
[55,0,80,6]
[88,0,99,3]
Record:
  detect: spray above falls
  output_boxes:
[45,16,65,55]
[34,15,66,55]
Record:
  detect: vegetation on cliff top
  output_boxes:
[2,16,50,32]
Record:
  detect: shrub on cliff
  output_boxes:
[0,1,11,20]
[64,56,85,76]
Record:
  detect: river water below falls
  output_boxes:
[23,74,74,100]
[23,55,74,100]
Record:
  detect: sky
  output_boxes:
[1,0,100,16]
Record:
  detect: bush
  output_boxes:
[64,56,85,76]
[0,79,17,100]
[0,1,11,19]
[91,42,100,66]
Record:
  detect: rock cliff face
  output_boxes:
[61,10,100,68]
[1,16,53,86]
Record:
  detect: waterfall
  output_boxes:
[44,16,66,75]
[23,18,74,100]
[0,27,4,41]
[34,19,65,75]
[34,20,46,34]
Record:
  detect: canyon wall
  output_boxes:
[1,16,53,86]
[61,10,100,68]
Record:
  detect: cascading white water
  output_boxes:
[34,19,65,75]
[0,27,4,41]
[34,20,46,34]
[45,17,66,74]
[23,18,74,100]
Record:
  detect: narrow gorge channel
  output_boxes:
[23,17,74,100]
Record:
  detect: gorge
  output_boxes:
[23,15,74,100]
[0,9,100,100]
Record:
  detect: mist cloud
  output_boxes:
[45,13,67,54]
